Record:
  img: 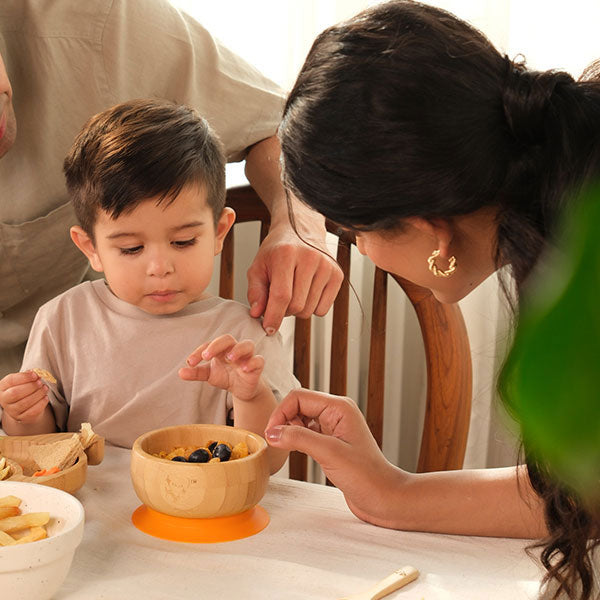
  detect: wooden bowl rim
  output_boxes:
[131,424,267,466]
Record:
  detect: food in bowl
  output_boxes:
[0,481,84,600]
[0,494,50,545]
[153,439,249,463]
[131,424,270,518]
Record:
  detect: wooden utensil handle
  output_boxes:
[369,566,419,600]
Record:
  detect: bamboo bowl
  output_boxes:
[0,433,105,495]
[130,424,269,519]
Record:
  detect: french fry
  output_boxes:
[13,526,48,545]
[0,512,50,533]
[0,495,22,508]
[0,530,16,546]
[0,457,10,481]
[0,506,21,519]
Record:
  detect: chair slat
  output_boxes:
[392,275,472,472]
[366,267,388,448]
[329,237,351,397]
[219,227,234,300]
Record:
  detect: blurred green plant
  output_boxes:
[500,183,600,507]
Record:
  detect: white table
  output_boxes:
[56,445,544,599]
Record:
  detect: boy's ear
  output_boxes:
[213,207,236,255]
[404,216,454,260]
[70,226,104,272]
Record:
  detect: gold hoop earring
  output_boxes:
[427,249,456,278]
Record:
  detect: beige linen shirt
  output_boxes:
[20,280,299,448]
[0,0,285,376]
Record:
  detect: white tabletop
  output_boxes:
[55,445,544,599]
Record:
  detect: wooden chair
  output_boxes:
[221,185,473,480]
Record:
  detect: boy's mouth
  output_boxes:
[147,290,179,302]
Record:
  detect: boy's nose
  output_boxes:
[146,254,174,277]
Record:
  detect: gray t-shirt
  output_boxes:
[20,280,298,448]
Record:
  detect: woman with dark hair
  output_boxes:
[264,2,600,598]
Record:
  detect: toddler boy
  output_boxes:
[0,99,296,472]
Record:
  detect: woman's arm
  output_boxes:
[265,389,547,539]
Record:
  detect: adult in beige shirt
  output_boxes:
[0,0,343,378]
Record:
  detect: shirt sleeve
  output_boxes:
[255,331,300,403]
[19,306,69,432]
[101,0,286,161]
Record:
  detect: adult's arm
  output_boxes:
[244,135,344,333]
[265,389,547,539]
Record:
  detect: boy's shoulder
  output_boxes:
[192,296,265,335]
[36,280,101,315]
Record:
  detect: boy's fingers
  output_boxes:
[239,355,264,374]
[201,335,237,360]
[15,396,49,422]
[178,364,211,381]
[0,371,39,392]
[186,342,210,367]
[227,340,256,362]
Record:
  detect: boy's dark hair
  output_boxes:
[64,98,226,237]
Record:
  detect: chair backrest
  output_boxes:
[222,185,472,479]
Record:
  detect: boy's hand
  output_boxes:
[179,335,266,402]
[0,371,49,423]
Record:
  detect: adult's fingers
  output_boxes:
[264,422,349,467]
[313,267,344,317]
[260,254,294,334]
[246,261,270,321]
[266,388,341,429]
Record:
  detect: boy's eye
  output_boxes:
[120,245,143,255]
[172,238,197,248]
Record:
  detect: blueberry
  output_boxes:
[171,456,187,462]
[188,448,211,463]
[207,441,218,453]
[212,443,231,462]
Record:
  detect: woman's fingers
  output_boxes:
[265,422,349,467]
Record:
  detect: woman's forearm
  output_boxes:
[355,463,547,539]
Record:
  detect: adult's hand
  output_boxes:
[244,135,343,334]
[246,218,343,334]
[264,388,406,527]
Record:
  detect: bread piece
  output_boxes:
[29,434,83,471]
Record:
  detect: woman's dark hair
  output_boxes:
[64,98,226,238]
[279,2,600,597]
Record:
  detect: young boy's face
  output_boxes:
[71,184,234,315]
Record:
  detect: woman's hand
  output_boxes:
[264,388,408,527]
[0,371,49,424]
[179,335,267,402]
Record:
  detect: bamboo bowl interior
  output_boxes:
[130,424,270,519]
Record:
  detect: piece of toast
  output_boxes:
[28,434,83,471]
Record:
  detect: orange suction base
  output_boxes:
[131,504,269,543]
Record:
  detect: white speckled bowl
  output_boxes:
[0,481,85,600]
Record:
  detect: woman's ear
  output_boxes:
[70,226,104,272]
[405,216,454,259]
[213,207,236,255]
